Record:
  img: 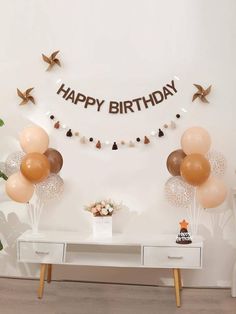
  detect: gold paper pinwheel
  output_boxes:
[42,50,61,71]
[17,87,35,105]
[192,84,212,103]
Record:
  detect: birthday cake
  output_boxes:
[176,219,192,244]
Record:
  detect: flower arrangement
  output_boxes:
[85,199,120,217]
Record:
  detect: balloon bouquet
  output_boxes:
[165,126,227,235]
[3,125,64,234]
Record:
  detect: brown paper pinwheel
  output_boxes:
[17,88,35,105]
[192,84,212,103]
[42,50,61,71]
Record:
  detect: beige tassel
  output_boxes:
[170,121,176,129]
[80,136,87,144]
[96,140,101,149]
[144,136,150,144]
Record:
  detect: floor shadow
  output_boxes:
[0,210,38,276]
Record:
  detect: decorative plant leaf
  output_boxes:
[0,240,3,251]
[0,170,8,180]
[0,119,4,127]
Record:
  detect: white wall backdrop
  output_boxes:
[0,0,236,287]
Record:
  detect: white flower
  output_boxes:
[108,207,113,213]
[101,208,109,216]
[101,201,106,206]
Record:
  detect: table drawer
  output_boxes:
[143,246,201,268]
[19,242,64,263]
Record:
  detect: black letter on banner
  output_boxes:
[109,101,119,114]
[132,98,142,111]
[96,99,105,112]
[163,87,173,99]
[57,84,70,98]
[85,97,96,108]
[166,80,177,93]
[74,93,86,104]
[124,101,134,113]
[66,90,75,103]
[152,91,164,104]
[142,94,155,108]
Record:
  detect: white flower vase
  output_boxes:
[92,216,112,238]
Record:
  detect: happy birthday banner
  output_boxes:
[56,79,178,114]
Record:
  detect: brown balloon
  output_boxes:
[180,153,211,186]
[44,148,63,173]
[166,149,186,176]
[20,152,50,183]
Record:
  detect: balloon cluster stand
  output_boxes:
[27,198,44,237]
[187,188,202,236]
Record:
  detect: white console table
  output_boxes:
[17,231,203,307]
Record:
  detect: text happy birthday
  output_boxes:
[56,80,177,114]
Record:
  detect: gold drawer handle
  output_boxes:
[168,256,183,259]
[35,251,49,255]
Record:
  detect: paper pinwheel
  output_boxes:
[17,88,35,106]
[192,84,212,103]
[42,50,61,71]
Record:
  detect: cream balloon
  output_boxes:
[181,127,211,155]
[19,125,49,154]
[196,176,227,208]
[5,172,34,203]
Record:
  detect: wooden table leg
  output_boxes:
[178,268,182,290]
[47,264,52,283]
[173,268,181,307]
[38,264,47,299]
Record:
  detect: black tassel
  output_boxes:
[112,142,118,150]
[158,128,164,137]
[66,129,73,137]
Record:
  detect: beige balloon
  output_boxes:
[196,176,227,208]
[19,125,49,154]
[5,172,34,203]
[181,127,211,155]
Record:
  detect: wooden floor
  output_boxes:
[0,278,235,314]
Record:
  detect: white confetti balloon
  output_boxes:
[206,150,227,178]
[35,174,64,201]
[165,176,194,208]
[5,151,25,176]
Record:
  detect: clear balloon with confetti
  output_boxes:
[165,176,194,208]
[35,173,64,201]
[206,150,227,178]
